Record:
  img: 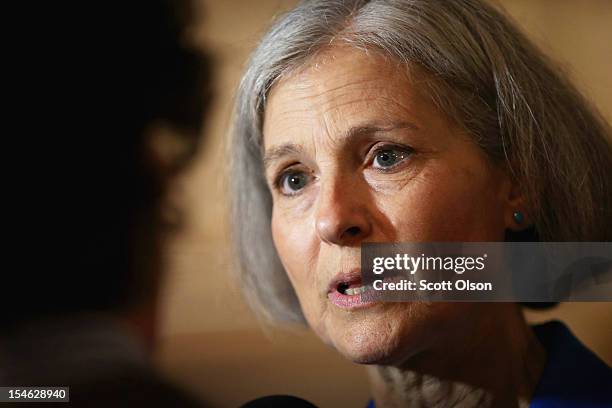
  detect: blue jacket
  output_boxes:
[367,321,612,407]
[529,320,612,407]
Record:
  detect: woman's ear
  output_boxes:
[501,174,531,232]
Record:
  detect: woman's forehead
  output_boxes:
[263,47,431,148]
[267,46,411,106]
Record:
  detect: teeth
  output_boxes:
[344,285,369,295]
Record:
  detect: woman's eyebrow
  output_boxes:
[347,121,419,137]
[263,143,304,169]
[263,121,418,169]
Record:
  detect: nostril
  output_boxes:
[345,226,361,237]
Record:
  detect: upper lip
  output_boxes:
[328,268,362,294]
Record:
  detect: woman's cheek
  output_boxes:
[271,212,296,274]
[272,187,319,258]
[384,170,502,241]
[271,207,315,288]
[272,204,330,330]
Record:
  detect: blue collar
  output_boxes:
[529,320,612,407]
[367,321,612,408]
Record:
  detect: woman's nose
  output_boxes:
[315,176,372,246]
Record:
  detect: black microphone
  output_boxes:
[240,395,318,408]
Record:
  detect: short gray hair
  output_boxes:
[230,0,612,323]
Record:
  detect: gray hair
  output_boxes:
[230,0,612,323]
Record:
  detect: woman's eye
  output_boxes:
[372,147,412,169]
[278,171,310,195]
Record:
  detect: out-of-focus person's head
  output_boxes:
[5,0,211,332]
[230,0,612,367]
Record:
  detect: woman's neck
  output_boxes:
[367,305,546,408]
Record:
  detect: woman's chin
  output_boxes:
[338,345,398,365]
[324,308,425,366]
[318,303,439,365]
[332,330,410,365]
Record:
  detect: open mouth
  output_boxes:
[328,273,377,309]
[327,268,380,309]
[337,280,371,296]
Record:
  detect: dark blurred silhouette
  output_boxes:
[1,0,211,406]
[241,395,319,408]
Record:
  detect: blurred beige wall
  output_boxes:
[156,1,612,407]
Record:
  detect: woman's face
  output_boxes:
[263,47,519,364]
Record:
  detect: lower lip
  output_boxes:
[328,289,378,310]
